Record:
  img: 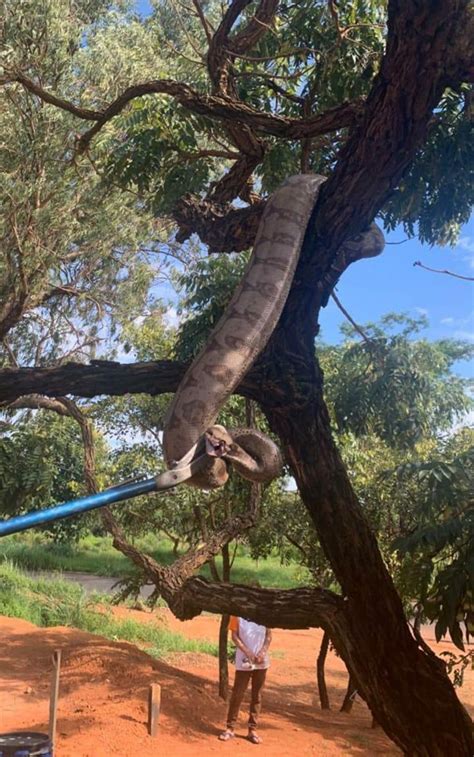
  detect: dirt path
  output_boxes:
[0,610,472,756]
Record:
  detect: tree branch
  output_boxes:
[330,292,374,345]
[4,70,360,153]
[413,261,474,282]
[1,394,71,416]
[173,484,261,580]
[0,358,261,403]
[173,193,265,250]
[191,0,213,45]
[277,0,473,320]
[172,576,345,630]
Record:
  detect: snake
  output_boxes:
[163,174,384,489]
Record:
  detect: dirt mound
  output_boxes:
[0,612,471,756]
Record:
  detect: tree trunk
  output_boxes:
[261,352,473,755]
[340,674,357,714]
[218,543,231,700]
[218,613,230,701]
[316,631,330,710]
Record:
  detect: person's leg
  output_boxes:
[219,670,251,739]
[247,669,267,741]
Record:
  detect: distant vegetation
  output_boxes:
[0,534,309,589]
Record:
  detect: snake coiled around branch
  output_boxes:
[163,174,384,488]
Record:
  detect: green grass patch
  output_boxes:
[0,533,310,588]
[0,562,217,658]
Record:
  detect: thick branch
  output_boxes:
[173,193,265,250]
[173,577,345,630]
[0,359,260,403]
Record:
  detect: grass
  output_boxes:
[0,562,218,658]
[0,533,310,589]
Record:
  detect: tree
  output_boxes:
[1,1,473,752]
[393,432,474,651]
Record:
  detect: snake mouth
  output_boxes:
[205,431,231,458]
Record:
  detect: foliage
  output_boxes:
[382,87,474,245]
[0,0,164,364]
[320,314,473,448]
[80,0,473,246]
[392,435,474,649]
[102,100,222,215]
[0,412,108,540]
[175,254,250,361]
[316,316,473,647]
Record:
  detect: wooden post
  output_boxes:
[49,649,61,751]
[148,683,161,737]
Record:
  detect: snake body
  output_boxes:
[163,174,383,488]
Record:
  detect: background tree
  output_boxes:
[0,0,473,752]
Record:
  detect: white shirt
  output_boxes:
[234,618,270,671]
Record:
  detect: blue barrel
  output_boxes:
[0,733,52,757]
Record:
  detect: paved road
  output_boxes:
[29,570,156,599]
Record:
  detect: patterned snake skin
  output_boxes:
[163,174,384,488]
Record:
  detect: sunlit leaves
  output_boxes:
[321,314,473,448]
[393,442,474,648]
[0,412,107,540]
[0,0,160,364]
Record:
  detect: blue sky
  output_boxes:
[319,217,474,351]
[136,0,153,13]
[134,0,473,376]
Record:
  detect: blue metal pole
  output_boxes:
[0,478,158,538]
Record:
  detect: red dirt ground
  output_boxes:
[0,610,472,756]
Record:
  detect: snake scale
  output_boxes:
[163,174,384,489]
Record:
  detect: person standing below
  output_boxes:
[219,616,272,744]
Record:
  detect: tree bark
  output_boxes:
[316,630,330,711]
[0,359,260,404]
[218,613,230,701]
[340,674,357,714]
[218,543,232,701]
[261,356,473,755]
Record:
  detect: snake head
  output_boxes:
[204,425,234,458]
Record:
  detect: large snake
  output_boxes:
[163,174,384,489]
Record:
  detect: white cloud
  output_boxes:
[457,236,474,254]
[453,329,474,343]
[456,237,474,269]
[113,343,137,363]
[440,313,474,342]
[415,307,429,317]
[163,306,181,329]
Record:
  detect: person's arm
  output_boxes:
[256,628,272,663]
[231,623,257,663]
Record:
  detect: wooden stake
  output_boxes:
[148,683,161,737]
[49,649,61,750]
